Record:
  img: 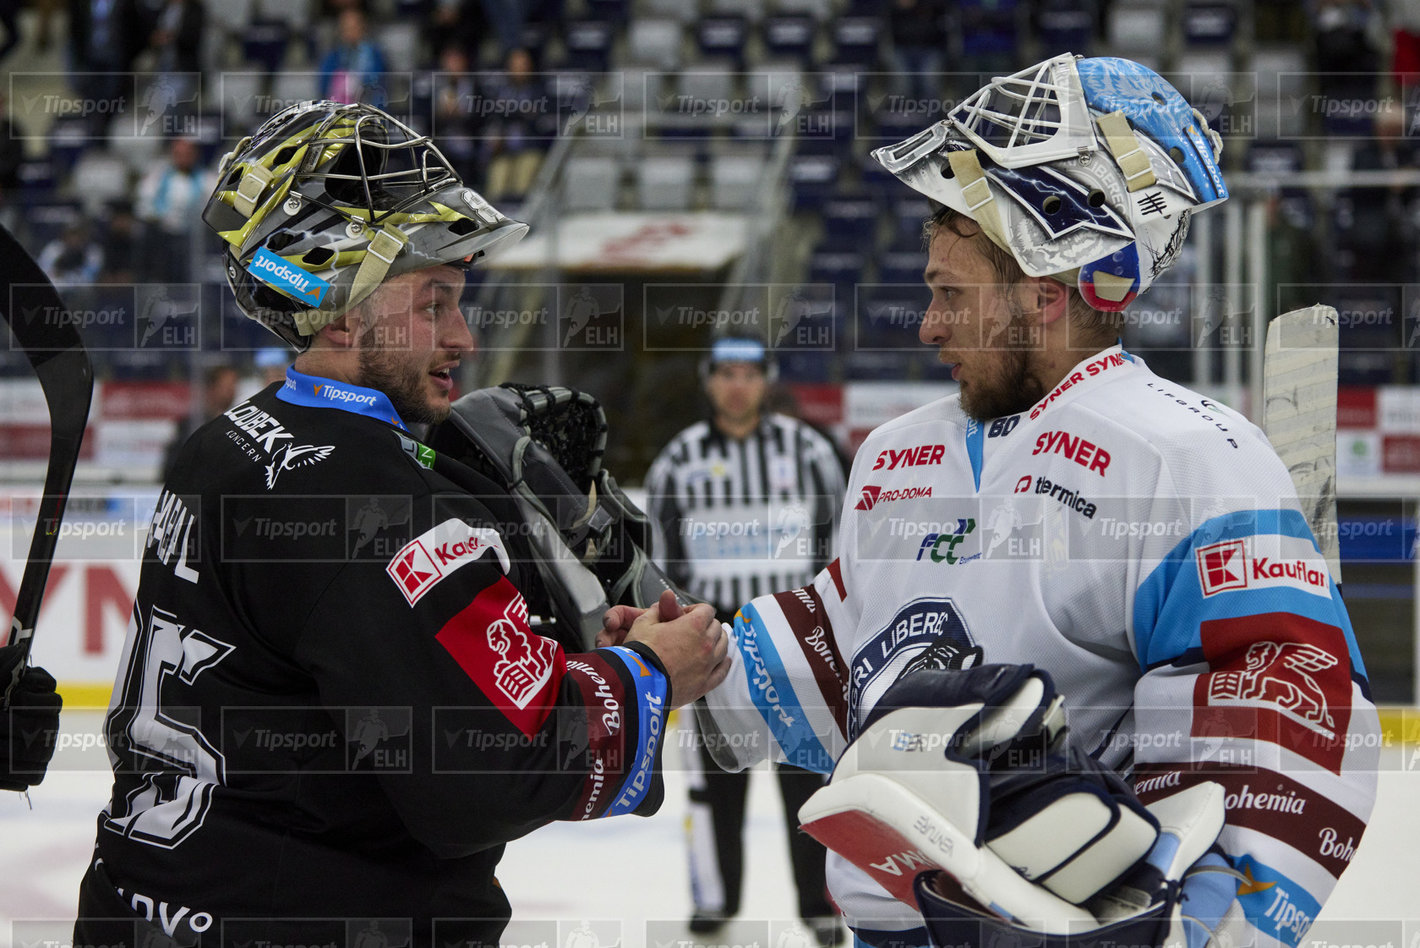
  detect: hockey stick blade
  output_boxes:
[0,222,95,701]
[1262,305,1340,584]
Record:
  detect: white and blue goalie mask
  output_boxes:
[872,54,1228,311]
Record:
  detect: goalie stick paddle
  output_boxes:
[1261,305,1341,585]
[0,222,94,703]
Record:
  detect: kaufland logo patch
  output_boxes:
[247,247,331,306]
[386,519,510,606]
[1196,536,1332,599]
[1197,540,1247,596]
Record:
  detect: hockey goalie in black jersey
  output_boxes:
[73,101,730,948]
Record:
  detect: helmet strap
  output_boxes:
[1095,111,1157,192]
[947,149,1012,258]
[234,161,275,219]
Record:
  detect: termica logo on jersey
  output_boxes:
[386,518,511,606]
[246,246,332,306]
[1196,536,1331,599]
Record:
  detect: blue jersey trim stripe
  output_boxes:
[963,419,985,492]
[602,646,669,817]
[1132,508,1367,677]
[735,603,835,773]
[277,367,409,431]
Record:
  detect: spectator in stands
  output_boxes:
[38,220,104,285]
[1338,99,1420,282]
[98,199,140,284]
[136,136,214,284]
[0,92,23,230]
[68,0,147,137]
[432,43,484,185]
[885,0,948,104]
[146,0,206,109]
[0,0,21,63]
[481,47,549,201]
[424,0,487,65]
[1310,0,1382,132]
[318,7,389,105]
[161,363,239,483]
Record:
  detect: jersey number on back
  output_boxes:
[102,605,234,848]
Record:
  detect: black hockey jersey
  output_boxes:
[77,372,671,947]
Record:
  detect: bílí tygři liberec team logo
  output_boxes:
[847,597,981,738]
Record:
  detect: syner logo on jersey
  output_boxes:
[223,401,335,489]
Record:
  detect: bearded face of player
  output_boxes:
[355,265,472,425]
[919,226,1046,422]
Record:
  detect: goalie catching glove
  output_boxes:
[799,665,1233,945]
[427,383,684,648]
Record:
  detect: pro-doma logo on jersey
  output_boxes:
[1196,536,1331,599]
[855,484,932,511]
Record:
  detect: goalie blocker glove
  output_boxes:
[799,665,1233,943]
[428,383,685,648]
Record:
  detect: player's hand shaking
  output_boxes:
[603,590,731,707]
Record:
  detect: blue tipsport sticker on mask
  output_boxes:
[246,247,331,306]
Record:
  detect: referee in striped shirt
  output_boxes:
[644,336,847,945]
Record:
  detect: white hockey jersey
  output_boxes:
[700,345,1379,945]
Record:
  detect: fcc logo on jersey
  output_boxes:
[1197,539,1247,596]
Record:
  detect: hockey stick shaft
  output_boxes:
[0,222,95,702]
[1261,304,1340,584]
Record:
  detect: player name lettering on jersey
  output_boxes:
[1031,430,1112,475]
[872,443,945,470]
[386,519,511,606]
[147,489,200,583]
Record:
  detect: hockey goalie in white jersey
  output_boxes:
[680,54,1380,948]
